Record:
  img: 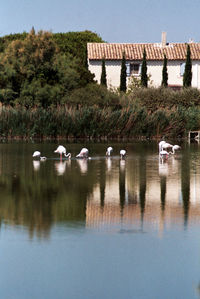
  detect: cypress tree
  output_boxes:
[183,44,192,87]
[141,48,148,87]
[100,58,107,87]
[161,54,168,87]
[120,52,127,92]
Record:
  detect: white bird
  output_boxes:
[159,140,166,152]
[120,149,126,159]
[54,145,70,160]
[161,142,173,151]
[171,145,181,154]
[32,151,46,160]
[76,148,89,158]
[106,147,113,156]
[32,151,41,158]
[159,149,169,160]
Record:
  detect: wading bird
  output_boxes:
[170,145,181,154]
[161,142,173,151]
[76,148,89,158]
[120,149,126,159]
[159,149,169,160]
[106,147,113,156]
[54,145,70,160]
[32,151,46,160]
[159,140,166,152]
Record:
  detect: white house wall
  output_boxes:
[89,59,200,89]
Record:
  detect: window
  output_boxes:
[130,63,141,76]
[126,63,142,77]
[180,62,185,76]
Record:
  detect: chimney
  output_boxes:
[161,32,167,47]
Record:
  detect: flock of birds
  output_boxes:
[32,141,180,162]
[159,140,181,160]
[32,145,127,161]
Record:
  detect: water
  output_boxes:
[0,141,200,299]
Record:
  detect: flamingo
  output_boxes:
[171,145,181,154]
[106,147,113,156]
[120,149,126,159]
[76,148,89,158]
[161,142,173,151]
[32,151,46,160]
[54,145,70,160]
[159,140,166,152]
[159,149,169,160]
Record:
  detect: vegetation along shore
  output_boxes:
[0,29,199,139]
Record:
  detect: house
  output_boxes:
[87,33,200,89]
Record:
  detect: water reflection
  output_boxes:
[33,160,40,171]
[55,160,67,175]
[76,159,88,174]
[0,142,200,238]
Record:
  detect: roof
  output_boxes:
[87,42,200,61]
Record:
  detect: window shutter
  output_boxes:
[139,64,142,75]
[126,62,130,76]
[180,62,185,76]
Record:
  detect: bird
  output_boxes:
[161,142,173,151]
[76,148,89,159]
[32,151,41,158]
[32,151,46,160]
[120,149,126,159]
[171,145,181,154]
[54,145,70,160]
[159,149,169,160]
[159,140,166,152]
[106,147,113,156]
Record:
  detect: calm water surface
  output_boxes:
[0,141,200,299]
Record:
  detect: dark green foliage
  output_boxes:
[161,54,168,87]
[183,44,192,87]
[0,32,27,53]
[0,30,103,102]
[69,84,120,108]
[120,52,127,92]
[52,31,103,64]
[0,30,81,107]
[100,58,107,87]
[127,87,200,111]
[141,48,148,87]
[1,87,200,139]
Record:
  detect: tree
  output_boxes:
[161,54,168,87]
[100,58,107,87]
[141,48,148,87]
[0,29,80,107]
[183,44,192,87]
[120,52,127,92]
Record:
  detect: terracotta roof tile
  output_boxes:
[87,43,200,61]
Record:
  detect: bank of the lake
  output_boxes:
[0,100,199,140]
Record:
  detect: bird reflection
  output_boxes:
[76,159,88,174]
[55,161,67,176]
[106,157,112,171]
[159,161,169,177]
[33,160,40,171]
[120,159,126,170]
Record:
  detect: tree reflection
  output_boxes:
[139,156,146,223]
[181,149,190,228]
[119,159,126,214]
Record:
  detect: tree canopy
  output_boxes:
[0,29,104,107]
[183,44,192,87]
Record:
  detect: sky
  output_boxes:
[1,0,200,44]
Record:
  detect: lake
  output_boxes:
[0,140,200,299]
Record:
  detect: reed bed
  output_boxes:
[0,102,199,139]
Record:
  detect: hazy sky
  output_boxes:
[1,0,200,43]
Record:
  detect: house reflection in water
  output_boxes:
[86,152,200,232]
